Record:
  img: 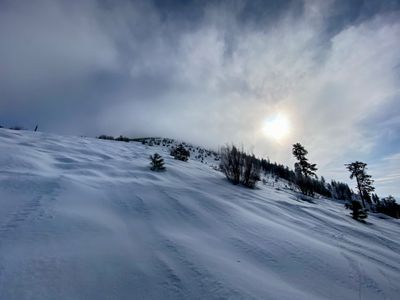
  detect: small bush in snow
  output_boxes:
[115,135,130,142]
[350,200,368,221]
[150,153,166,171]
[170,144,190,161]
[98,135,115,140]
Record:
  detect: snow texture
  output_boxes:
[0,129,399,299]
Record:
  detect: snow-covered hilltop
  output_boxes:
[0,128,399,300]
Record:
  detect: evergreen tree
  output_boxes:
[150,153,166,171]
[292,143,318,178]
[170,144,190,161]
[376,195,400,218]
[350,200,368,221]
[345,161,375,208]
[330,180,353,201]
[294,173,314,196]
[371,193,380,204]
[292,143,318,196]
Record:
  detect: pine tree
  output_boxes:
[330,180,353,201]
[292,143,318,196]
[350,200,368,221]
[345,161,375,208]
[376,195,400,218]
[371,193,380,204]
[292,143,317,178]
[150,153,166,171]
[170,144,190,161]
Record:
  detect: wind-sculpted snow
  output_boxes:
[0,129,399,300]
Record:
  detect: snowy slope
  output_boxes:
[0,129,399,300]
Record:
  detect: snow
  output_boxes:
[0,128,399,300]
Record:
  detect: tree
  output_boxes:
[170,144,190,161]
[371,193,380,204]
[345,161,375,208]
[98,135,115,140]
[150,153,166,171]
[350,200,368,221]
[241,154,261,188]
[294,173,314,196]
[115,135,130,142]
[220,145,242,185]
[292,143,318,196]
[330,180,353,201]
[376,195,400,218]
[292,143,317,178]
[220,145,260,188]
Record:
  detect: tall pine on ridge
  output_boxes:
[345,161,374,208]
[292,143,318,196]
[292,143,318,178]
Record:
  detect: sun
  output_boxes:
[262,113,291,141]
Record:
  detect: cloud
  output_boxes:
[0,0,118,95]
[0,0,399,196]
[369,152,400,198]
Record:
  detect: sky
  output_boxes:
[0,0,399,197]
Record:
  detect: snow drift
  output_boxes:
[0,129,399,299]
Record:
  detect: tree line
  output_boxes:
[219,142,399,221]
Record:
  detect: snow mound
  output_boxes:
[0,129,399,300]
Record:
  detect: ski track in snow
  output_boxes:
[0,128,400,300]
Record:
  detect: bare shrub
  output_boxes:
[220,145,260,188]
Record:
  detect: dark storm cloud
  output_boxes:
[0,0,400,196]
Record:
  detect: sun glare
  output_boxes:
[262,113,291,141]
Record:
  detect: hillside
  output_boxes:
[0,128,399,300]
